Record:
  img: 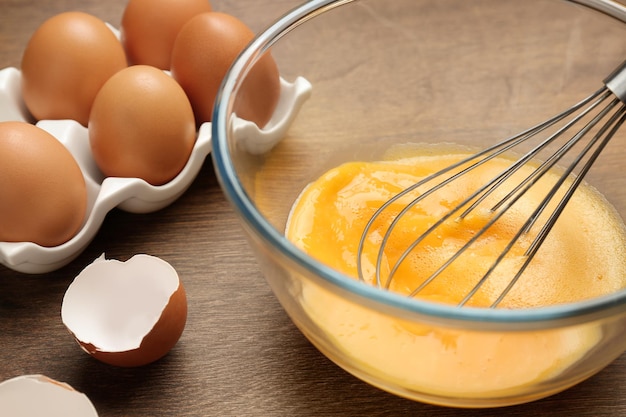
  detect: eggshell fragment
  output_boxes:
[0,374,98,417]
[61,254,187,367]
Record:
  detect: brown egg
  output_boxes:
[21,12,127,126]
[88,65,196,186]
[170,12,281,127]
[0,121,87,247]
[121,0,213,69]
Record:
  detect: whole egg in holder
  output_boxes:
[121,0,213,69]
[170,12,281,128]
[0,121,87,247]
[88,65,196,186]
[20,12,127,126]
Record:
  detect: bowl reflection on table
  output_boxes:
[211,0,626,408]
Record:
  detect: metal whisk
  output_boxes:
[357,60,626,308]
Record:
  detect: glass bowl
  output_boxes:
[212,0,626,408]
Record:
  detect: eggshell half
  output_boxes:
[61,254,187,367]
[0,374,98,417]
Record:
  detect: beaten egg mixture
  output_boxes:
[285,147,626,396]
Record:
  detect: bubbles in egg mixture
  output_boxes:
[286,148,626,307]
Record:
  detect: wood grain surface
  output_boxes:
[1,0,625,416]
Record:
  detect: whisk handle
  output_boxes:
[604,59,626,102]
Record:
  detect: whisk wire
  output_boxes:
[433,95,624,306]
[491,102,626,306]
[463,89,614,218]
[525,101,626,255]
[356,60,626,307]
[513,95,621,235]
[357,86,611,288]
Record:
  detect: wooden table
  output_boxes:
[1,0,625,416]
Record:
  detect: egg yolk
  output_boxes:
[285,147,626,397]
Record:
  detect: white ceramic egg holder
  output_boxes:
[0,66,312,273]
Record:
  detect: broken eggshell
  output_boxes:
[0,374,98,417]
[61,254,187,367]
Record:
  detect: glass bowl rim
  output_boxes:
[212,0,626,328]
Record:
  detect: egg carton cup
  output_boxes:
[0,66,312,274]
